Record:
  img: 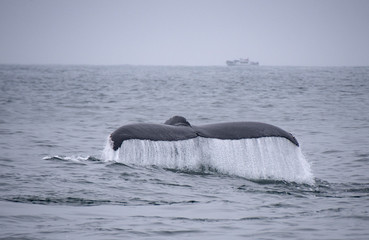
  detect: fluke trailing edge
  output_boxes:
[109,116,299,151]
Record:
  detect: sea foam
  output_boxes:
[101,136,314,184]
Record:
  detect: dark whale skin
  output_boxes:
[110,116,299,151]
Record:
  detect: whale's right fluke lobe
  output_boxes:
[193,122,299,146]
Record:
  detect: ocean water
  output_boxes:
[0,65,368,239]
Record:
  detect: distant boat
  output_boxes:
[226,58,259,66]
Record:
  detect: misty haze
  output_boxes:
[1,1,369,240]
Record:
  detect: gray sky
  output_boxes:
[1,0,368,66]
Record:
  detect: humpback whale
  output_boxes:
[109,116,299,151]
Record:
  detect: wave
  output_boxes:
[42,155,100,164]
[4,195,112,206]
[101,137,314,185]
[3,195,199,207]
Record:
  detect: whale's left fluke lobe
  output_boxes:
[109,116,299,151]
[110,122,197,151]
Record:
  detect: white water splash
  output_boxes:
[42,155,91,164]
[101,137,314,184]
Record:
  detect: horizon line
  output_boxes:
[0,63,368,68]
